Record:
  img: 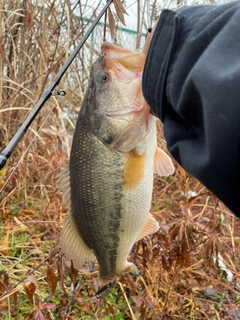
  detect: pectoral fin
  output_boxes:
[154,147,175,176]
[123,151,145,189]
[136,213,159,242]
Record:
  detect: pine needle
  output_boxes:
[118,282,137,320]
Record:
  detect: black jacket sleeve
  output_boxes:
[142,1,240,217]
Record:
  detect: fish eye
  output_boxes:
[101,74,108,81]
[97,72,109,83]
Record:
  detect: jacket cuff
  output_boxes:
[142,10,183,120]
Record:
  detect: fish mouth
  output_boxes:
[95,279,116,298]
[106,109,140,121]
[94,109,136,121]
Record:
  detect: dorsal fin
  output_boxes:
[57,164,71,204]
[57,165,94,271]
[60,214,94,271]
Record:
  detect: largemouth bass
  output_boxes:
[58,42,174,290]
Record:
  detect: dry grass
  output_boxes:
[0,1,240,319]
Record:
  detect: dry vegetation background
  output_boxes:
[0,0,240,319]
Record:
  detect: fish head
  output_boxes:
[84,42,150,152]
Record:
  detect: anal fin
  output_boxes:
[154,147,175,176]
[136,213,159,242]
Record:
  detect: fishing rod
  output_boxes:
[0,0,113,170]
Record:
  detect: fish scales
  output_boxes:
[58,42,175,290]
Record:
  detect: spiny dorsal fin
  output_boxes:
[136,213,159,242]
[154,147,175,176]
[57,164,71,204]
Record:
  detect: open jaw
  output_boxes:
[106,109,142,121]
[101,41,137,59]
[100,43,145,77]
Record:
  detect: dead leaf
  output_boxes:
[108,7,115,40]
[113,0,127,25]
[55,255,67,294]
[69,260,78,283]
[0,231,10,256]
[0,271,9,288]
[0,281,7,295]
[45,264,58,294]
[25,4,33,30]
[48,245,60,262]
[22,209,37,216]
[26,275,39,288]
[23,282,36,304]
